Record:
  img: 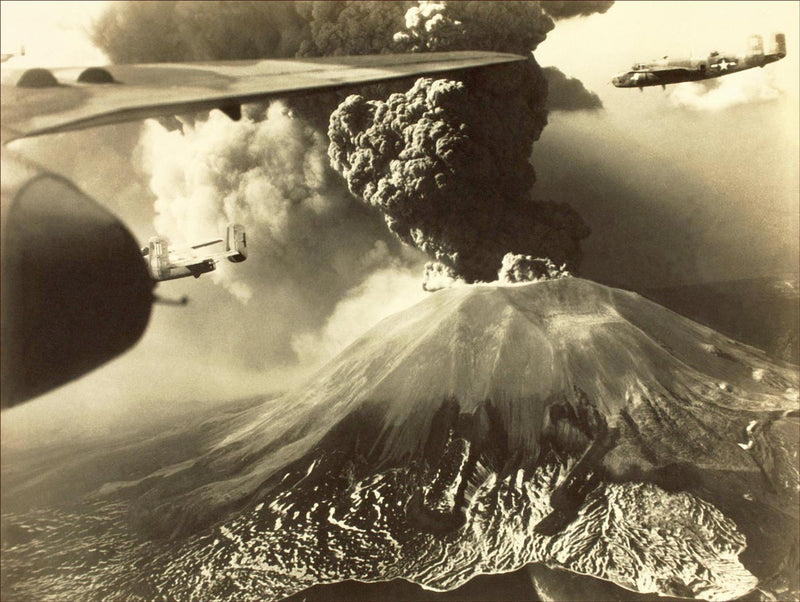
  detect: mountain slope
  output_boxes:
[2,278,798,601]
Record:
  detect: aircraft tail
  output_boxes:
[148,237,170,280]
[226,224,247,263]
[746,33,785,66]
[768,33,786,58]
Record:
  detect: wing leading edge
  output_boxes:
[1,51,526,142]
[637,66,694,75]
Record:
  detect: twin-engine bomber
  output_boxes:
[143,224,247,282]
[612,33,786,89]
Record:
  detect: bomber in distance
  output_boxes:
[612,33,786,89]
[142,224,247,282]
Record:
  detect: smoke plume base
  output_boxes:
[498,253,571,284]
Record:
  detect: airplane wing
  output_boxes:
[190,238,224,250]
[634,66,695,76]
[0,51,525,142]
[167,249,237,266]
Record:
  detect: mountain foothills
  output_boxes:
[2,278,798,601]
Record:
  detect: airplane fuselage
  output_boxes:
[153,258,217,281]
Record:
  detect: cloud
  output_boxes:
[394,1,554,54]
[91,1,309,62]
[292,250,428,368]
[422,261,466,292]
[139,102,416,366]
[498,253,571,283]
[328,75,589,282]
[543,66,603,111]
[668,69,784,111]
[541,1,615,20]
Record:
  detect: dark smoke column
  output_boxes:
[327,1,590,284]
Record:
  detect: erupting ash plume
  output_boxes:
[498,253,571,283]
[543,67,604,111]
[541,1,614,20]
[91,1,309,62]
[393,1,555,54]
[325,1,602,282]
[328,75,590,282]
[295,1,409,56]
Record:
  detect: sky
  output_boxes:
[533,1,799,288]
[2,1,798,444]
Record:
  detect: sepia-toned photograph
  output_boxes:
[1,2,798,600]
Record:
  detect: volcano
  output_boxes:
[2,278,798,601]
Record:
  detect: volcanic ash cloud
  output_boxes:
[139,102,420,367]
[328,74,590,284]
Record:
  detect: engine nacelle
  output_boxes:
[769,32,786,58]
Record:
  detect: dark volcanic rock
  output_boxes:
[286,568,540,601]
[2,278,798,601]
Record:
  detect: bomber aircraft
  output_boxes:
[612,33,786,89]
[143,224,247,282]
[0,50,528,409]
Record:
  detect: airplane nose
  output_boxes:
[611,73,632,87]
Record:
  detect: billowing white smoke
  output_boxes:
[422,261,466,292]
[394,1,464,51]
[498,253,571,284]
[292,246,427,368]
[138,101,426,369]
[141,102,335,302]
[668,68,783,111]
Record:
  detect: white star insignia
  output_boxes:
[716,58,737,71]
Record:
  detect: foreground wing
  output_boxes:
[1,51,525,141]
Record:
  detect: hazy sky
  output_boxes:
[2,2,798,443]
[533,1,799,287]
